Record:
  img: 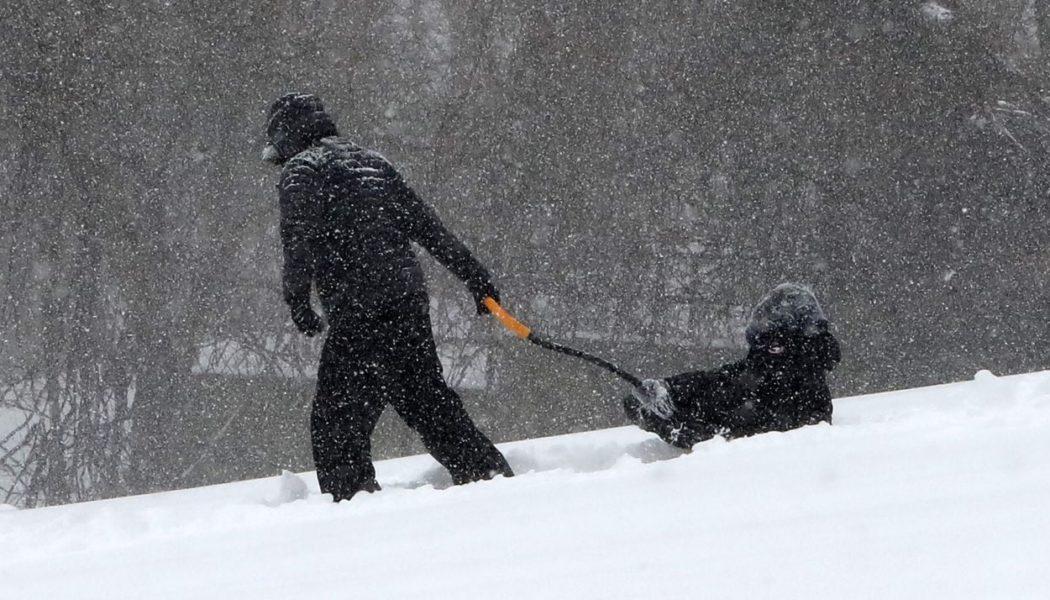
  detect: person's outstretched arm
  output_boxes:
[626,371,725,448]
[390,173,500,314]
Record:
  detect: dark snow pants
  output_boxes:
[623,395,711,449]
[311,298,512,502]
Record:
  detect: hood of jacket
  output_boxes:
[263,93,339,165]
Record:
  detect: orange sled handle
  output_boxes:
[483,297,532,339]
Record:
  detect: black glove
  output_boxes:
[468,278,500,316]
[799,331,841,371]
[290,302,325,337]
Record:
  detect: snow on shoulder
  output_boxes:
[2,370,1050,599]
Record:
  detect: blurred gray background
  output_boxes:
[2,0,1048,506]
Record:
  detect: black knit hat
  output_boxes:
[263,93,338,165]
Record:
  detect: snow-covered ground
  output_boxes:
[3,370,1049,599]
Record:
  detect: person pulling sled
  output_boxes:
[264,93,513,502]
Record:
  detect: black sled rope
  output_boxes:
[483,297,642,389]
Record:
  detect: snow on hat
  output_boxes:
[745,283,827,346]
[263,93,338,165]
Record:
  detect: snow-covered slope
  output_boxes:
[3,370,1049,599]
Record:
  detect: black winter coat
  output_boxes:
[626,331,840,449]
[279,137,494,324]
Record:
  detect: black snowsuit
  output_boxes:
[625,329,840,448]
[267,93,512,501]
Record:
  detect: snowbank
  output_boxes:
[2,370,1049,599]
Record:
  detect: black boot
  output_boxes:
[321,465,382,502]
